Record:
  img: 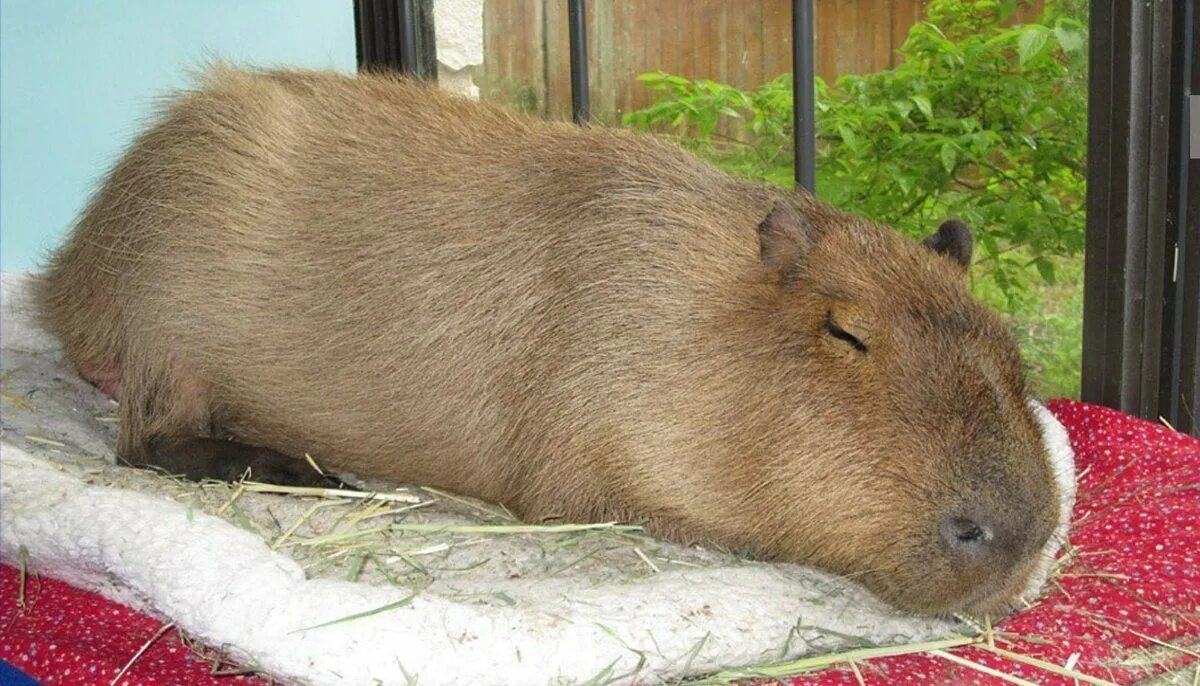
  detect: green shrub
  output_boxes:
[623,0,1087,397]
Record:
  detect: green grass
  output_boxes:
[1008,256,1083,400]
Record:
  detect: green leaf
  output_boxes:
[1017,28,1049,66]
[1034,258,1056,284]
[1053,26,1084,54]
[837,124,861,150]
[996,0,1019,21]
[939,142,959,173]
[911,94,933,119]
[984,27,1024,50]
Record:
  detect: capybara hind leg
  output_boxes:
[115,349,336,487]
[115,349,215,476]
[144,437,337,487]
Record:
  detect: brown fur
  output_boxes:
[36,65,1058,614]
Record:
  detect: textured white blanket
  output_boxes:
[0,272,1075,685]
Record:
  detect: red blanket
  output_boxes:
[2,400,1197,685]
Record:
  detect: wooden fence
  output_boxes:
[481,0,934,123]
[480,0,1045,123]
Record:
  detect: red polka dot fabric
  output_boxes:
[0,569,271,685]
[1,400,1196,685]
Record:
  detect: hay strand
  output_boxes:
[382,521,642,535]
[419,485,514,520]
[847,660,866,686]
[16,545,28,611]
[24,435,67,448]
[215,482,246,516]
[293,520,642,548]
[302,453,326,476]
[930,649,1039,686]
[977,644,1120,686]
[111,622,174,685]
[634,547,661,574]
[1125,629,1200,659]
[699,635,980,681]
[272,501,337,550]
[240,481,421,504]
[294,594,415,632]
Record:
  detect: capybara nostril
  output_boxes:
[939,514,997,557]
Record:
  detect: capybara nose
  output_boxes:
[939,513,999,558]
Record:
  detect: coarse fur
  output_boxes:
[37,65,1059,615]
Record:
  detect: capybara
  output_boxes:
[37,65,1060,615]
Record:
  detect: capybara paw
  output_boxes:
[241,452,341,488]
[143,436,334,487]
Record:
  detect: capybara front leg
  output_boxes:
[142,437,338,487]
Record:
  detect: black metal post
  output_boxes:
[568,0,590,125]
[397,0,420,73]
[353,0,366,67]
[791,0,816,192]
[1082,0,1198,435]
[1170,0,1199,434]
[354,0,437,79]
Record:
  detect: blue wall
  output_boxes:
[0,0,356,271]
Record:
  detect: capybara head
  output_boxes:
[739,198,1060,614]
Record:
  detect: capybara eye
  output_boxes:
[823,312,867,353]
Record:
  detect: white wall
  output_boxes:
[433,0,484,98]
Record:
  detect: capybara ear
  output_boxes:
[923,220,973,270]
[758,203,814,276]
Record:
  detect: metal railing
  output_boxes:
[354,0,437,79]
[353,0,818,191]
[567,0,590,125]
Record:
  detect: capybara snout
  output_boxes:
[36,65,1062,615]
